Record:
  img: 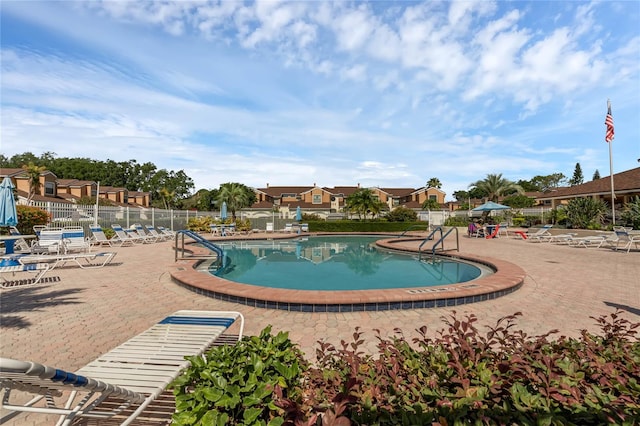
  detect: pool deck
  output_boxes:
[1,231,639,424]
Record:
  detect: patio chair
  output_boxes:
[525,225,554,242]
[484,224,501,239]
[567,235,607,248]
[16,251,117,270]
[8,227,31,252]
[30,228,64,255]
[132,223,159,243]
[265,222,274,233]
[89,226,115,247]
[300,223,309,232]
[0,310,244,426]
[157,227,176,238]
[283,223,293,233]
[111,224,145,245]
[144,225,171,241]
[612,229,640,253]
[61,226,91,253]
[0,263,50,288]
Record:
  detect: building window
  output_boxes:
[429,195,437,201]
[45,182,55,196]
[393,198,400,206]
[313,194,322,204]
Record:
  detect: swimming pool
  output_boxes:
[208,236,491,290]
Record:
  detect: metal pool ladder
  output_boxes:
[418,226,459,260]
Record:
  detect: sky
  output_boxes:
[1,0,639,201]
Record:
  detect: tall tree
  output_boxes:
[21,162,47,202]
[569,163,584,186]
[216,183,257,221]
[426,177,442,189]
[529,173,567,191]
[469,174,523,202]
[344,188,385,220]
[592,169,601,180]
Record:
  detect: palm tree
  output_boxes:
[469,174,523,202]
[22,163,47,202]
[426,177,442,189]
[158,187,176,209]
[344,188,385,220]
[216,183,257,221]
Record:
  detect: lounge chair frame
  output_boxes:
[0,263,50,288]
[0,310,244,425]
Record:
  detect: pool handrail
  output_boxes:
[397,224,430,237]
[418,226,459,259]
[174,230,224,262]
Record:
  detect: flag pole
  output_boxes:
[605,99,615,225]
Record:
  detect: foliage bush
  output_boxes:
[443,216,469,227]
[385,207,418,222]
[172,326,307,425]
[187,216,215,232]
[172,312,639,425]
[14,205,50,235]
[620,196,640,230]
[566,197,608,229]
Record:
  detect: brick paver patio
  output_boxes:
[1,232,638,424]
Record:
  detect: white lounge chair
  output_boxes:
[567,235,606,248]
[89,226,117,247]
[0,263,50,288]
[8,227,30,252]
[525,225,554,242]
[132,223,159,243]
[30,229,63,254]
[15,251,117,270]
[157,227,176,238]
[144,225,171,241]
[111,224,144,245]
[265,222,274,233]
[0,310,244,426]
[283,223,293,233]
[612,229,640,253]
[61,227,91,253]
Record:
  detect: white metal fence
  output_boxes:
[27,201,216,231]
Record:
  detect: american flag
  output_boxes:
[605,100,614,143]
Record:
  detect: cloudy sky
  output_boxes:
[2,0,639,200]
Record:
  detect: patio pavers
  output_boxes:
[1,232,638,424]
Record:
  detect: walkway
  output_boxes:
[1,232,638,424]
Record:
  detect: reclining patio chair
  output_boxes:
[89,226,116,247]
[0,263,50,289]
[14,251,117,270]
[61,226,91,253]
[111,224,144,245]
[0,310,244,426]
[30,228,64,254]
[144,224,172,241]
[8,227,31,252]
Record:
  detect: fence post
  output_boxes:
[171,209,174,230]
[126,207,130,228]
[152,207,155,227]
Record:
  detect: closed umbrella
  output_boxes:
[0,177,18,227]
[220,202,228,221]
[295,206,302,222]
[0,177,19,258]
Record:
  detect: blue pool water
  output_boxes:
[208,236,487,291]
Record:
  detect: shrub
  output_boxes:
[385,207,418,222]
[187,216,215,232]
[172,326,308,425]
[566,197,608,229]
[443,216,469,227]
[173,312,640,425]
[15,205,50,235]
[620,196,640,229]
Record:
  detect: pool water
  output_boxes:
[208,236,487,291]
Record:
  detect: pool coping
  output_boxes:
[169,234,526,311]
